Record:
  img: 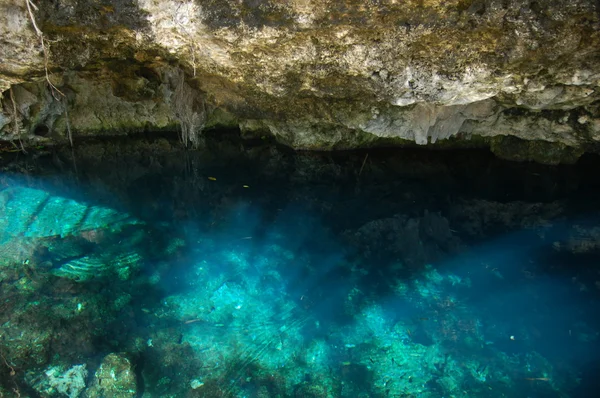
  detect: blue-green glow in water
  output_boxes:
[0,138,599,397]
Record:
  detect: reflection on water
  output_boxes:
[1,134,599,397]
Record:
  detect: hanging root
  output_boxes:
[63,98,73,147]
[171,69,206,148]
[190,42,197,77]
[358,153,369,178]
[25,0,63,98]
[25,0,74,148]
[25,0,73,147]
[8,87,26,153]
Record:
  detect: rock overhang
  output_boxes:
[0,0,599,164]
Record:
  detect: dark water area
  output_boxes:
[1,132,600,397]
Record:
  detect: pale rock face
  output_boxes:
[0,1,45,91]
[0,0,599,163]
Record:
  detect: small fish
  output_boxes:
[184,319,203,324]
[406,328,412,338]
[208,176,217,181]
[524,377,550,381]
[241,236,252,240]
[243,185,249,188]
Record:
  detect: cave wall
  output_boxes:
[1,0,600,163]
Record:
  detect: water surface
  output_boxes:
[1,134,599,397]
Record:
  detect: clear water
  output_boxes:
[1,134,599,397]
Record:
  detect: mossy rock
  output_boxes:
[85,353,137,398]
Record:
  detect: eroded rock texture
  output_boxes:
[1,0,600,163]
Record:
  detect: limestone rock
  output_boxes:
[85,353,137,398]
[0,0,599,163]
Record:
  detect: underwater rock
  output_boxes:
[345,211,461,266]
[0,0,599,162]
[0,184,146,281]
[554,224,600,254]
[447,199,565,237]
[26,363,88,398]
[0,185,139,240]
[85,353,137,398]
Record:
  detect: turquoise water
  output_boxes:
[1,135,599,397]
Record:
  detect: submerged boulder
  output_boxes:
[86,353,137,398]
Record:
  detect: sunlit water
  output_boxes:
[1,134,599,397]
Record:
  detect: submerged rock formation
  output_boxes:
[1,0,599,163]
